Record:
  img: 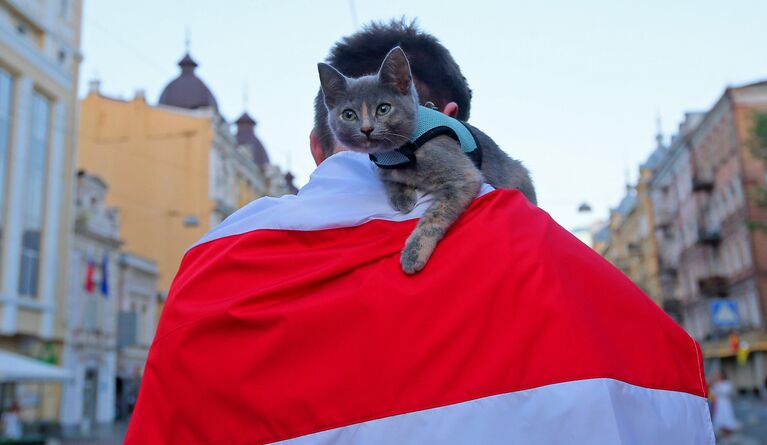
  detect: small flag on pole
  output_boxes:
[84,256,95,294]
[100,254,109,298]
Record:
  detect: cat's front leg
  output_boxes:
[400,174,482,274]
[384,180,418,214]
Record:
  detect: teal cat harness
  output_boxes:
[369,105,482,169]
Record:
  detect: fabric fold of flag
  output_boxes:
[125,152,714,445]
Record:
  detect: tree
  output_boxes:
[748,112,767,231]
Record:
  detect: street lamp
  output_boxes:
[167,210,200,228]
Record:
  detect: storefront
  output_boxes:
[0,349,72,439]
[702,330,767,394]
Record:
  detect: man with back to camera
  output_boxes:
[125,20,714,444]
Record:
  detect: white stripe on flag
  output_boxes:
[193,151,495,249]
[270,378,714,445]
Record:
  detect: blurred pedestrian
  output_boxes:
[1,403,22,439]
[763,375,767,399]
[711,371,738,437]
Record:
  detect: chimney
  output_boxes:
[88,79,101,95]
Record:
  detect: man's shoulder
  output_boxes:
[192,151,494,249]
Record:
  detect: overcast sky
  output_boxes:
[78,0,767,230]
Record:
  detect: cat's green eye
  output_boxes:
[341,109,358,121]
[376,103,392,116]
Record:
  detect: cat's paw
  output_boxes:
[390,189,417,213]
[401,245,426,274]
[401,234,437,274]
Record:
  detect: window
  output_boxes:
[0,68,12,269]
[83,293,98,330]
[59,0,69,18]
[18,92,50,297]
[117,311,137,347]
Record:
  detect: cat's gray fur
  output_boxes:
[318,47,535,274]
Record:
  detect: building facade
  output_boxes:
[681,82,767,388]
[60,171,120,434]
[77,52,294,293]
[114,251,159,422]
[0,0,82,423]
[648,112,705,323]
[599,135,665,305]
[603,80,767,390]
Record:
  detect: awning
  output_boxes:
[0,349,73,382]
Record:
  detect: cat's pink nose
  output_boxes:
[360,127,373,137]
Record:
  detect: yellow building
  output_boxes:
[0,0,83,423]
[77,52,293,294]
[600,140,665,305]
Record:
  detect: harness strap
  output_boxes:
[369,122,482,170]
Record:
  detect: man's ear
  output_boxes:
[442,101,459,118]
[317,63,347,109]
[378,46,412,95]
[310,128,326,166]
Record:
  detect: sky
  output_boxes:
[78,0,767,230]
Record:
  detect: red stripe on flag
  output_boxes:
[126,190,705,444]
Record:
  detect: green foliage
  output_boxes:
[752,112,767,160]
[749,112,767,232]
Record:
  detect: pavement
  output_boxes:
[58,422,126,445]
[716,396,767,445]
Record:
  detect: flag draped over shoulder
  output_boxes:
[125,152,714,445]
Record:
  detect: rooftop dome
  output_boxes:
[159,53,218,111]
[235,112,270,166]
[284,171,299,194]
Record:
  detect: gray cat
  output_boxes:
[318,47,536,274]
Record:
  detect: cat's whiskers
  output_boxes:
[377,130,409,140]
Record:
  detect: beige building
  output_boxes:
[78,52,295,293]
[61,171,121,434]
[62,170,161,430]
[114,250,159,422]
[676,81,767,389]
[604,80,767,390]
[599,135,665,305]
[0,0,83,423]
[648,112,706,323]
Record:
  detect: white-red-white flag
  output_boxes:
[126,152,714,445]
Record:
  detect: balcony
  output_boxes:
[697,227,722,246]
[692,176,714,193]
[662,298,683,321]
[75,207,120,243]
[654,207,673,229]
[612,258,629,273]
[627,242,643,257]
[692,167,714,193]
[659,264,678,278]
[697,275,729,298]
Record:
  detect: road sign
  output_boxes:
[711,299,739,328]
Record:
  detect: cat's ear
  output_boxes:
[378,46,412,95]
[317,63,348,109]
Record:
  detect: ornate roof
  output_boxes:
[235,112,270,166]
[158,53,218,111]
[284,171,299,194]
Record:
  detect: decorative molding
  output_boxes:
[0,22,71,89]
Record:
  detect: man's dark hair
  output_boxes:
[313,18,472,155]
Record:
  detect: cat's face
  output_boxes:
[318,47,418,154]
